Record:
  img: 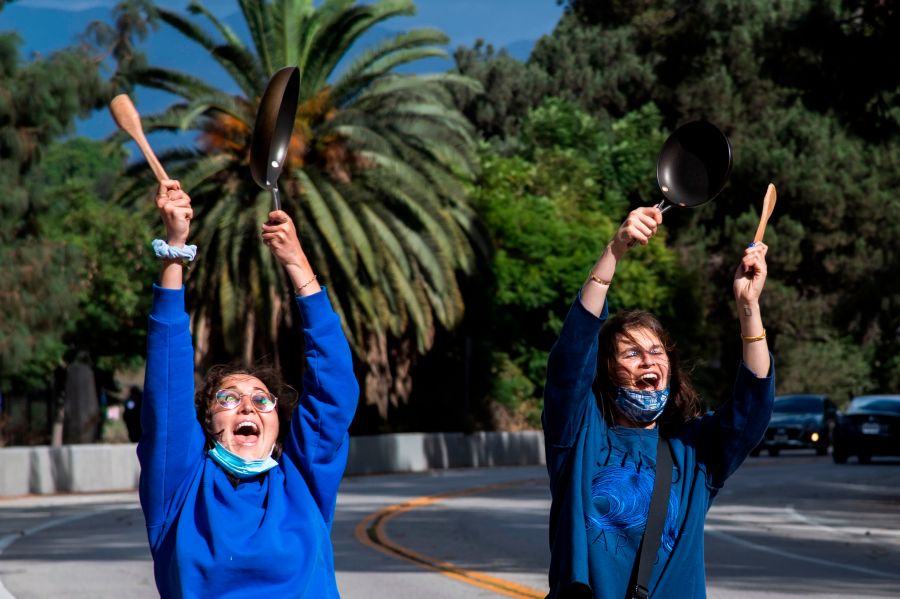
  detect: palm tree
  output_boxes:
[110,0,484,416]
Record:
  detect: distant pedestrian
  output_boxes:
[123,386,142,443]
[542,206,774,598]
[138,180,358,597]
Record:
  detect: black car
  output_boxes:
[833,395,900,464]
[753,394,839,456]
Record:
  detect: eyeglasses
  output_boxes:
[213,389,278,413]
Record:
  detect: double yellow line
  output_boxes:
[354,478,547,598]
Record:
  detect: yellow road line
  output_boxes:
[354,478,547,599]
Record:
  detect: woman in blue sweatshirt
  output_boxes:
[139,180,359,598]
[543,206,775,598]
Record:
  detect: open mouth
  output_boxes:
[636,373,660,390]
[233,421,260,446]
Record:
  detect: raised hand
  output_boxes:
[612,206,663,254]
[261,210,304,268]
[261,210,321,296]
[155,180,192,246]
[733,242,768,305]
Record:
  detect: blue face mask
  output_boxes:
[208,442,278,479]
[613,387,670,424]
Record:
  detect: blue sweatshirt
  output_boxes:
[543,298,774,598]
[138,285,359,598]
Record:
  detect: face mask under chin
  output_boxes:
[613,386,670,424]
[208,441,279,479]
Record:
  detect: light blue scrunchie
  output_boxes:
[152,239,197,261]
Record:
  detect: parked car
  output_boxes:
[753,394,839,456]
[833,395,900,464]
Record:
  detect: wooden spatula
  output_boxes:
[753,183,777,244]
[109,94,169,183]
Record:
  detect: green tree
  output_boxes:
[38,139,158,382]
[0,20,110,392]
[451,40,548,141]
[464,1,900,403]
[470,100,688,427]
[102,0,484,416]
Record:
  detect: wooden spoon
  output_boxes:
[109,94,169,182]
[753,183,777,244]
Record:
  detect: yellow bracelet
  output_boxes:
[294,274,318,295]
[741,329,766,342]
[589,274,611,287]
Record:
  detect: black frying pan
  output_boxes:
[654,120,732,213]
[250,66,300,211]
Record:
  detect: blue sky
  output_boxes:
[1,0,564,146]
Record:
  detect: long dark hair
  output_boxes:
[592,310,702,434]
[195,363,299,459]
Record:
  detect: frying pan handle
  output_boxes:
[655,199,673,215]
[271,186,281,212]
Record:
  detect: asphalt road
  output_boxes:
[1,452,899,598]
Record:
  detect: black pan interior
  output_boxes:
[250,66,300,190]
[656,121,732,207]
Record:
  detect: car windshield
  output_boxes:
[773,396,823,413]
[848,397,900,415]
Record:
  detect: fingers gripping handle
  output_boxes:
[109,94,169,183]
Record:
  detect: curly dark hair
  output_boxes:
[195,363,299,459]
[591,310,703,434]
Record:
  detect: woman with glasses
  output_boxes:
[139,180,358,598]
[543,206,774,598]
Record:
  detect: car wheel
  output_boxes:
[858,454,872,464]
[832,450,848,464]
[768,447,780,457]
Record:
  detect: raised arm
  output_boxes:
[262,210,321,297]
[695,242,775,487]
[138,181,205,543]
[262,210,359,523]
[156,180,193,290]
[734,242,770,377]
[544,207,663,445]
[579,207,662,316]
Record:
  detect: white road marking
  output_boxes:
[705,527,900,581]
[0,505,141,599]
[706,503,900,582]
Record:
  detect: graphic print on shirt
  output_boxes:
[586,463,679,555]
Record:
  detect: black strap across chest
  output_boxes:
[631,434,674,599]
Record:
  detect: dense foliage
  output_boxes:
[0,25,120,391]
[100,0,483,417]
[3,0,898,444]
[455,0,900,406]
[468,101,689,426]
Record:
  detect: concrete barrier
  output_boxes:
[0,431,546,496]
[345,431,546,475]
[0,444,142,496]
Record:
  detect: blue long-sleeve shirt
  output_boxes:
[543,297,774,598]
[138,285,359,598]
